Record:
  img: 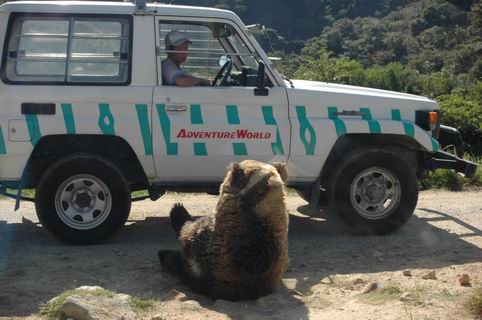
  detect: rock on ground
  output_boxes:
[61,295,136,320]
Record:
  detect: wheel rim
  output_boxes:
[349,167,401,220]
[54,174,112,230]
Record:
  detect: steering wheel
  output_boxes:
[212,59,233,87]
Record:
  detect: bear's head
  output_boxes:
[216,160,287,219]
[221,160,287,195]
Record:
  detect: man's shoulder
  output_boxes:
[162,58,182,85]
[162,58,178,69]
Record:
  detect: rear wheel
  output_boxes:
[35,154,131,244]
[328,147,418,235]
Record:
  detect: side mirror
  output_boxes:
[219,55,229,67]
[254,61,269,96]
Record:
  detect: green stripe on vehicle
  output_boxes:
[271,129,284,155]
[226,105,240,125]
[61,103,76,134]
[262,106,277,125]
[431,137,440,152]
[135,104,153,156]
[392,109,415,137]
[391,109,402,121]
[404,122,415,137]
[194,143,208,156]
[360,108,382,134]
[25,114,41,146]
[190,105,203,124]
[191,105,207,156]
[296,106,316,155]
[98,103,115,135]
[262,106,284,155]
[0,125,6,154]
[226,105,247,156]
[233,143,248,156]
[328,106,347,136]
[156,104,178,156]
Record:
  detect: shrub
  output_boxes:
[437,94,482,156]
[426,169,465,191]
[426,156,482,190]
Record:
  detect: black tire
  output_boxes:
[328,147,418,235]
[35,153,131,244]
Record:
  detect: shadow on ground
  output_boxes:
[0,202,481,319]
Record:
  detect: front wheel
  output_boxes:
[35,154,131,244]
[329,147,418,235]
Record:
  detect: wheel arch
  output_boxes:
[27,134,149,190]
[319,134,427,189]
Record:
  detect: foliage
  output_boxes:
[426,169,466,191]
[425,156,482,191]
[178,0,417,42]
[128,297,156,313]
[437,92,482,154]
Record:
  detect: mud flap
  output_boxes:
[0,157,34,210]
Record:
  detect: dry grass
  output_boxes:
[467,287,482,317]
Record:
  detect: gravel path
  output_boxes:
[0,189,481,319]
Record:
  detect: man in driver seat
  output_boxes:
[162,30,211,87]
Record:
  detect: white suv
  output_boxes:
[0,1,476,243]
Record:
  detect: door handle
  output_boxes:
[165,105,187,112]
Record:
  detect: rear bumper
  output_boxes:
[429,150,478,178]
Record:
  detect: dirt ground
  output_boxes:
[0,189,481,320]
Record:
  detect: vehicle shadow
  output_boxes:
[0,202,481,319]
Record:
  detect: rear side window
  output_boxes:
[2,14,132,85]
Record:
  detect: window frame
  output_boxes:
[156,16,279,88]
[1,12,133,86]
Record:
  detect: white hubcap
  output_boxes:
[350,167,401,220]
[55,174,112,230]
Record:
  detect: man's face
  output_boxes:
[170,42,189,65]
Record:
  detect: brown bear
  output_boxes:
[158,160,288,301]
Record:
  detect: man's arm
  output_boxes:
[175,75,211,87]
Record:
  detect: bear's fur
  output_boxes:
[158,160,289,301]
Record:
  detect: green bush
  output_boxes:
[437,93,482,155]
[426,169,465,191]
[426,156,482,191]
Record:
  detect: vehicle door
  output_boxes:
[152,17,289,182]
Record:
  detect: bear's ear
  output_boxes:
[228,162,245,186]
[272,162,287,182]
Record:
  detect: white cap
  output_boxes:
[165,30,192,49]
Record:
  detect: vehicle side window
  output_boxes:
[3,14,131,85]
[159,20,271,87]
[159,22,225,79]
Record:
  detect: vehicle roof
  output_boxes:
[0,1,238,21]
